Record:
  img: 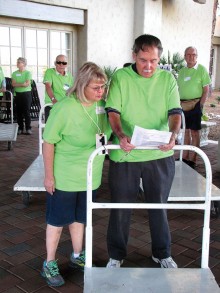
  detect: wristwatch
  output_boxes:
[51,97,55,101]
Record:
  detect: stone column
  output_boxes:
[133,0,162,39]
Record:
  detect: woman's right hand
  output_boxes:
[44,176,55,195]
[23,80,30,87]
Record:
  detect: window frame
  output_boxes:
[0,24,72,82]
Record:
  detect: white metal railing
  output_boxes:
[85,145,212,270]
[179,112,185,161]
[38,103,52,155]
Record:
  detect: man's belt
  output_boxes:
[180,98,200,101]
[180,98,200,111]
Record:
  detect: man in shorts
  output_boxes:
[105,34,182,269]
[177,47,211,168]
[43,54,74,121]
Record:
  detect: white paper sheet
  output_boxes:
[130,125,172,147]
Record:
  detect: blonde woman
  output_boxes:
[41,62,111,287]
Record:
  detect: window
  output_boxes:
[50,31,71,73]
[25,28,48,82]
[0,26,22,77]
[0,25,72,82]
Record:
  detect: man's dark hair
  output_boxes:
[132,34,163,57]
[123,62,132,68]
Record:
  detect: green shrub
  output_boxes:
[102,66,117,100]
[160,51,185,79]
[103,66,117,87]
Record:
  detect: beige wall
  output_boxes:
[22,0,135,68]
[82,0,214,71]
[0,0,215,82]
[134,0,213,72]
[212,45,220,89]
[85,0,134,69]
[212,12,220,89]
[161,0,214,70]
[142,0,163,38]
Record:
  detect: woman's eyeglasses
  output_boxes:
[56,61,67,65]
[87,85,107,92]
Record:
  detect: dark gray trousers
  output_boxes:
[107,156,175,260]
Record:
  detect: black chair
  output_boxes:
[0,77,13,123]
[30,79,41,120]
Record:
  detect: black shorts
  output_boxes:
[183,101,202,131]
[46,189,96,227]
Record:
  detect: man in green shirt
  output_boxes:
[43,54,74,121]
[177,47,211,168]
[106,34,181,269]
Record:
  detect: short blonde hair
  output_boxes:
[17,57,27,66]
[68,62,107,104]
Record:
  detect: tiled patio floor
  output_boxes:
[0,121,220,292]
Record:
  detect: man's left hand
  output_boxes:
[158,135,176,152]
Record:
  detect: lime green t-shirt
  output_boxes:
[11,70,32,92]
[43,68,74,104]
[0,67,5,97]
[105,66,181,162]
[43,95,111,191]
[177,64,211,100]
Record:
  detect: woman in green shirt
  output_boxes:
[12,57,32,135]
[41,62,110,287]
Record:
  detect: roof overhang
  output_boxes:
[0,0,84,25]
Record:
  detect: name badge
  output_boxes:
[184,77,191,81]
[96,133,108,155]
[63,84,70,91]
[96,106,106,114]
[16,73,21,77]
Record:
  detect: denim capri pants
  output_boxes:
[46,189,96,227]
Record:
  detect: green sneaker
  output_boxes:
[41,260,65,287]
[69,250,85,271]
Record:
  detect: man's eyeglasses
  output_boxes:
[87,85,107,92]
[56,61,68,65]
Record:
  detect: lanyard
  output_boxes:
[81,102,102,134]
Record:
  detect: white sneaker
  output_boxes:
[106,258,123,268]
[152,256,178,268]
[26,129,32,135]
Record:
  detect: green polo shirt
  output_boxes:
[177,64,211,100]
[105,66,181,162]
[0,67,5,97]
[11,70,32,92]
[43,95,111,191]
[43,68,74,104]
